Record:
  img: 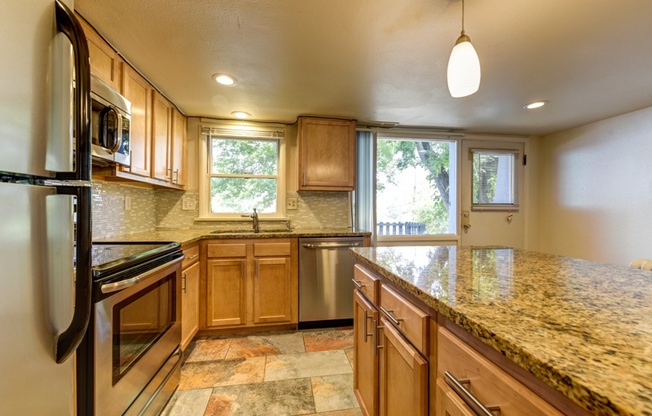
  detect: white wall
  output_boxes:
[539,106,652,265]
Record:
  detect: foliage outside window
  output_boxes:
[471,149,518,208]
[376,137,456,235]
[209,137,279,214]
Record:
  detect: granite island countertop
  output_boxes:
[351,245,652,416]
[95,227,371,247]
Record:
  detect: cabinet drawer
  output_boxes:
[253,241,291,257]
[353,264,380,304]
[438,327,563,416]
[207,243,247,258]
[181,244,199,269]
[379,284,428,354]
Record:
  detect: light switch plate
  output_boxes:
[182,197,195,211]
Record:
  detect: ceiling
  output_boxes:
[75,0,652,136]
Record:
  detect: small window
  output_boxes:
[471,149,518,209]
[209,137,279,214]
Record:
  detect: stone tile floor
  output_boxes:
[161,328,361,416]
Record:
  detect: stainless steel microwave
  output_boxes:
[90,75,131,167]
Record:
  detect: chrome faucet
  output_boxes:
[241,208,260,233]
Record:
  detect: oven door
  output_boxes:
[94,258,182,416]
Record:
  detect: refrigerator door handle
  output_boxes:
[52,1,93,364]
[54,0,91,183]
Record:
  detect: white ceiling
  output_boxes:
[75,0,652,136]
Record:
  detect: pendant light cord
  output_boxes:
[461,0,466,35]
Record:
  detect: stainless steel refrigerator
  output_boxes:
[0,1,92,414]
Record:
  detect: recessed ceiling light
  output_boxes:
[231,111,251,119]
[213,73,237,86]
[524,100,549,110]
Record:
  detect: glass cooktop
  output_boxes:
[91,242,181,279]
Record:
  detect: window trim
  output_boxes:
[198,123,287,221]
[369,131,460,242]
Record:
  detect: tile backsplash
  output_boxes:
[92,180,352,238]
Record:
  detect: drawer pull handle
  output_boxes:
[187,253,199,261]
[444,371,501,416]
[351,279,365,290]
[379,306,402,326]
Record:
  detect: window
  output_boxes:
[356,131,457,239]
[199,124,286,219]
[471,149,518,209]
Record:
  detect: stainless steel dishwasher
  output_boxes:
[299,236,364,328]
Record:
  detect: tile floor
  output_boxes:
[161,328,362,416]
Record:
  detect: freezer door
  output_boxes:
[0,182,76,415]
[0,0,75,177]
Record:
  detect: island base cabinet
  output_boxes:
[378,317,428,416]
[437,327,563,416]
[353,290,379,416]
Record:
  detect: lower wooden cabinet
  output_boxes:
[181,244,200,350]
[378,317,429,416]
[203,238,298,330]
[353,265,429,416]
[353,290,379,416]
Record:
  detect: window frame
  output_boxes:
[198,123,287,221]
[470,148,520,212]
[368,131,460,244]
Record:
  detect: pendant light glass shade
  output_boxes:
[447,34,481,97]
[447,0,481,98]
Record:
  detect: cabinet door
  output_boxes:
[171,109,187,186]
[79,18,121,90]
[435,378,475,416]
[206,259,246,327]
[353,290,379,416]
[181,262,200,350]
[121,65,152,177]
[252,257,292,324]
[298,117,356,191]
[378,317,428,416]
[152,91,173,182]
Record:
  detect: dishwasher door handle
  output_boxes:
[302,242,362,249]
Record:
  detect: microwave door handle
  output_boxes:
[53,1,93,364]
[112,113,123,152]
[55,0,91,183]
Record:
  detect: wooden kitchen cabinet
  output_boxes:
[436,327,563,416]
[203,239,298,330]
[121,64,152,178]
[297,116,356,191]
[353,290,379,416]
[152,91,174,182]
[78,16,122,90]
[181,244,200,350]
[352,264,430,416]
[171,109,187,186]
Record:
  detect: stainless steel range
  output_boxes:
[78,242,184,415]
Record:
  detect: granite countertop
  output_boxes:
[95,228,371,247]
[351,245,652,416]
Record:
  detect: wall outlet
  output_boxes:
[182,197,195,211]
[287,197,298,210]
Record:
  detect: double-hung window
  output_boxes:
[199,124,286,219]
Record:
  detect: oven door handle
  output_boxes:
[101,275,143,294]
[100,259,181,294]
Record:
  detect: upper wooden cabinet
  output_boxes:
[79,16,187,190]
[297,116,356,191]
[78,17,121,90]
[121,65,152,178]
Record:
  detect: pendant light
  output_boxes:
[447,0,481,98]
